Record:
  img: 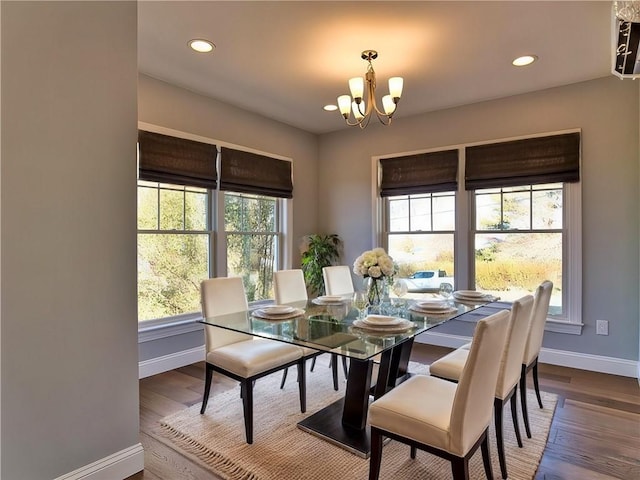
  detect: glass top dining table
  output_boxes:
[199,296,494,457]
[199,297,486,361]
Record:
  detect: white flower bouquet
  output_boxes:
[353,247,396,279]
[353,248,396,307]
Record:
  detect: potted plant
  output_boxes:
[300,234,343,296]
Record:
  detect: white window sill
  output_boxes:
[138,314,204,343]
[545,318,583,335]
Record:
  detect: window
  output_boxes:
[224,192,279,302]
[473,183,563,315]
[386,191,456,294]
[379,131,582,332]
[137,128,291,324]
[137,181,211,321]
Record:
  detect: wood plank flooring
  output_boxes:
[129,344,639,479]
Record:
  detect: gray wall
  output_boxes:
[317,76,639,361]
[1,2,139,478]
[138,75,319,362]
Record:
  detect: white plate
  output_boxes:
[454,290,485,298]
[316,295,344,303]
[409,305,458,315]
[352,319,415,333]
[415,300,449,310]
[261,305,295,315]
[362,315,402,326]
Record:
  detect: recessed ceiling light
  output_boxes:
[512,55,537,67]
[189,39,215,53]
[323,104,338,112]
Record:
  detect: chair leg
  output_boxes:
[342,356,348,378]
[480,432,493,480]
[310,356,317,372]
[410,446,417,459]
[533,357,544,409]
[331,353,339,391]
[494,398,507,479]
[297,359,306,413]
[200,363,214,414]
[368,428,384,480]
[520,364,532,438]
[280,367,288,389]
[451,457,470,480]
[510,385,523,448]
[240,379,254,444]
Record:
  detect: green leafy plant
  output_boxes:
[300,234,343,296]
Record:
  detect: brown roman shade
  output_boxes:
[379,149,459,197]
[465,132,580,190]
[138,131,217,189]
[220,147,293,198]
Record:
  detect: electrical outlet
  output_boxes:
[596,319,609,335]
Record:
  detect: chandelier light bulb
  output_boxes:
[349,77,365,101]
[382,95,395,115]
[337,95,352,117]
[388,77,404,99]
[353,101,365,120]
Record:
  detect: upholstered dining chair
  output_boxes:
[321,265,353,377]
[199,276,306,444]
[429,295,534,479]
[520,280,553,439]
[368,309,510,480]
[274,269,342,391]
[322,265,355,296]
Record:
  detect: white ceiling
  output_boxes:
[138,1,614,135]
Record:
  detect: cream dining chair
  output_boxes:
[322,265,355,296]
[199,277,306,444]
[321,265,354,377]
[368,309,510,480]
[520,280,553,438]
[429,295,534,479]
[273,269,342,391]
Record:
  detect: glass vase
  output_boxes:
[366,277,388,314]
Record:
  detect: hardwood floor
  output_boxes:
[130,344,639,479]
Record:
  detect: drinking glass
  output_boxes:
[439,282,453,300]
[391,279,408,314]
[353,291,368,320]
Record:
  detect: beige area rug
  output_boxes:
[160,360,556,480]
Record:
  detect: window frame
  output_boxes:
[375,130,583,335]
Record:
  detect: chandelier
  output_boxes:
[612,1,640,79]
[337,50,404,128]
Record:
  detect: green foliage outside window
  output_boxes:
[137,182,209,321]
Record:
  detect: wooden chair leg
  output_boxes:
[533,357,544,408]
[342,356,348,378]
[494,398,507,479]
[410,446,417,459]
[368,428,384,480]
[280,367,288,389]
[511,385,523,448]
[451,457,470,480]
[331,353,339,390]
[200,363,214,414]
[480,432,493,480]
[520,364,532,438]
[297,359,306,413]
[241,379,254,444]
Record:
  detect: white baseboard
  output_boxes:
[54,444,144,480]
[417,331,638,378]
[138,345,204,379]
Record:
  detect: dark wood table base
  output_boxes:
[297,338,414,458]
